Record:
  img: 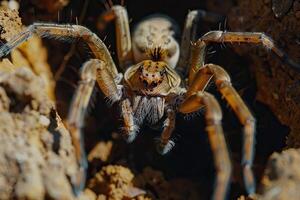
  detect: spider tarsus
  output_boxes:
[154,138,175,155]
[243,164,256,195]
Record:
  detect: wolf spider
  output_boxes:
[1,5,299,200]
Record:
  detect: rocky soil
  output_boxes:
[0,66,78,199]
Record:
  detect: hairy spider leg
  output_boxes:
[66,60,97,194]
[187,31,300,87]
[187,63,256,196]
[120,98,139,143]
[156,108,176,154]
[67,59,121,194]
[120,98,176,155]
[176,9,223,77]
[179,91,232,200]
[185,31,297,195]
[0,23,119,79]
[100,5,133,69]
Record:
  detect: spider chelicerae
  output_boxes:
[1,4,299,200]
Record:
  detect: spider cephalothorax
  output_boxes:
[138,60,166,88]
[1,4,299,200]
[124,60,181,95]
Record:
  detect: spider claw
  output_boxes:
[154,138,175,155]
[123,131,138,143]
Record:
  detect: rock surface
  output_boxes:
[259,148,300,200]
[0,67,78,200]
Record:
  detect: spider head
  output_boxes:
[132,15,180,68]
[124,59,181,95]
[138,60,166,89]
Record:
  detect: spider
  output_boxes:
[0,5,299,200]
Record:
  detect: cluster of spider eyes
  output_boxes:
[138,74,163,87]
[138,66,166,89]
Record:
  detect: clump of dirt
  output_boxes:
[0,66,78,199]
[258,148,300,199]
[0,7,22,41]
[88,165,149,200]
[227,0,300,147]
[85,163,202,200]
[86,141,202,200]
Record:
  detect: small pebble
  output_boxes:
[39,115,50,126]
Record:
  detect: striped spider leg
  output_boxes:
[179,89,232,200]
[177,9,300,199]
[99,5,133,69]
[179,64,255,200]
[0,23,123,194]
[176,9,224,76]
[187,31,300,83]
